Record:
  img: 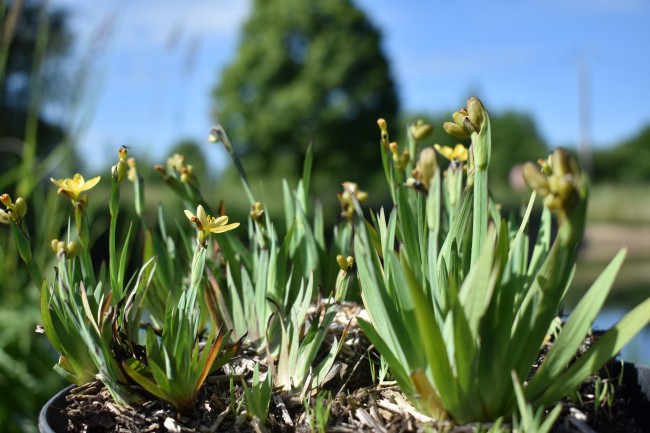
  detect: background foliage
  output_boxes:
[213,0,399,193]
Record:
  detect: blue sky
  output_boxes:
[53,0,650,172]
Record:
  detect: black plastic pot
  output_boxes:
[615,362,650,432]
[38,385,73,433]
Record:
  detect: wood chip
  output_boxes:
[273,393,294,426]
[355,408,387,433]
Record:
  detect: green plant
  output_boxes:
[121,246,241,412]
[353,97,650,423]
[202,128,337,354]
[5,148,243,411]
[512,372,561,433]
[273,286,340,394]
[368,350,392,385]
[204,127,347,396]
[306,390,332,433]
[242,363,273,426]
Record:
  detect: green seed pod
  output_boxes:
[522,162,550,196]
[555,176,576,205]
[466,97,485,132]
[550,148,572,177]
[443,122,469,140]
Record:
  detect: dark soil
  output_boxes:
[57,306,649,433]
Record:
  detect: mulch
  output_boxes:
[58,304,647,433]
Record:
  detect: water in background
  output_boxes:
[594,307,650,365]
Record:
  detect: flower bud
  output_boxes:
[113,160,128,183]
[410,120,433,141]
[452,111,466,128]
[550,147,573,177]
[522,162,550,196]
[443,122,469,140]
[346,256,355,268]
[416,147,438,190]
[51,239,60,253]
[66,241,78,257]
[249,202,264,221]
[389,141,399,155]
[0,210,10,225]
[14,197,27,218]
[377,118,389,148]
[0,193,11,207]
[127,157,138,182]
[396,150,410,170]
[336,255,348,271]
[118,146,128,161]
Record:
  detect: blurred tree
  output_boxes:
[592,125,650,183]
[213,0,399,188]
[0,0,72,183]
[0,2,73,431]
[489,111,548,185]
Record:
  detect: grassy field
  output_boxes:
[568,183,650,308]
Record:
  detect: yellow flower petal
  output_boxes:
[434,144,454,160]
[453,144,468,162]
[51,173,101,201]
[434,144,468,162]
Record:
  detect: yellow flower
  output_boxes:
[338,182,368,221]
[434,144,468,162]
[167,153,185,172]
[184,205,240,244]
[50,173,101,202]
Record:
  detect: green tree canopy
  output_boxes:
[592,125,650,183]
[213,0,399,188]
[489,111,548,184]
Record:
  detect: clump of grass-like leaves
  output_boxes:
[353,97,650,423]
